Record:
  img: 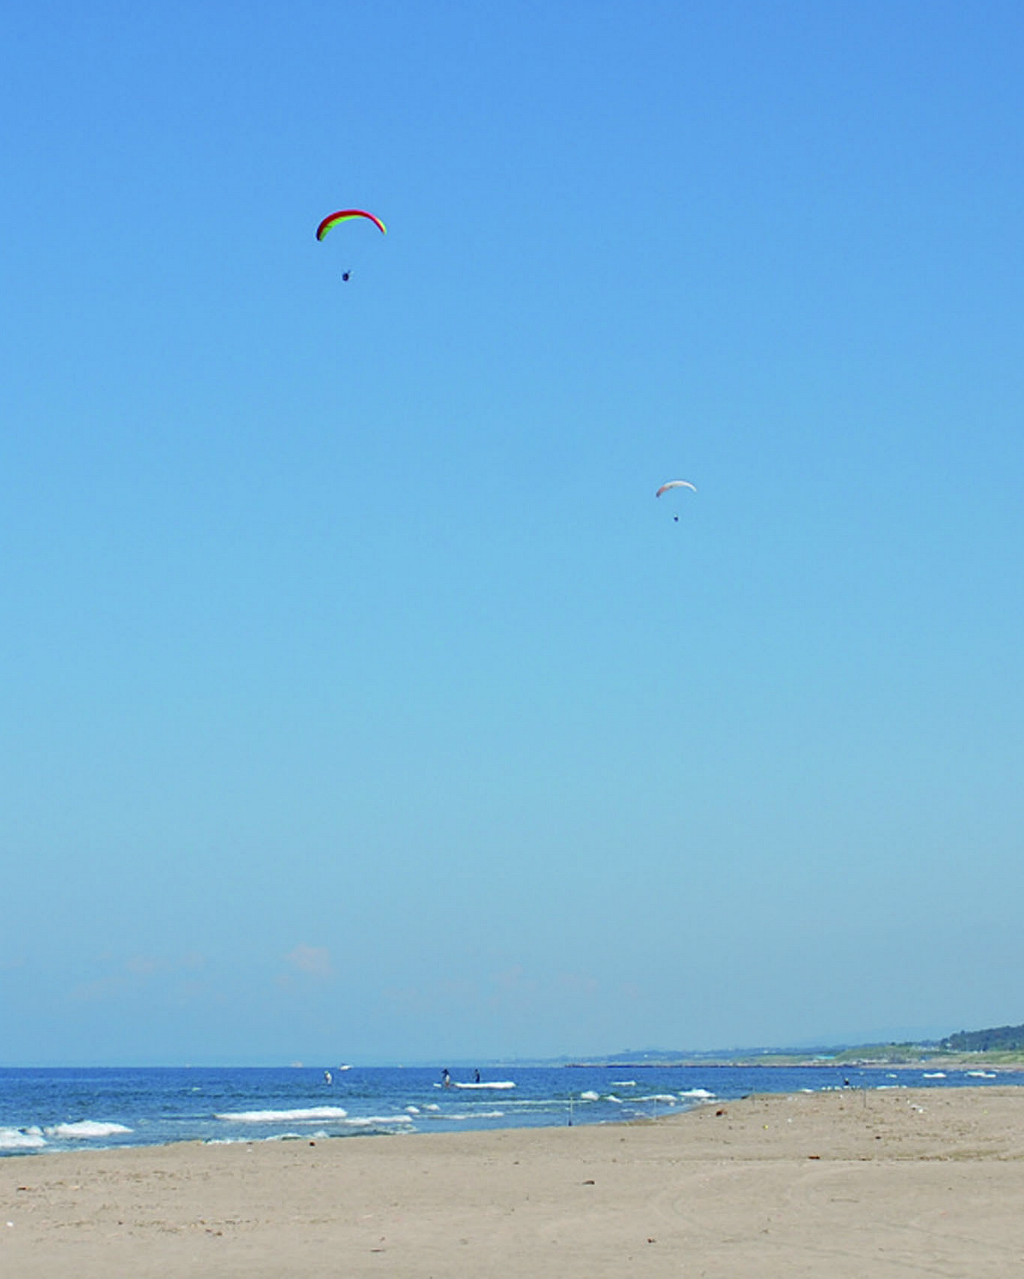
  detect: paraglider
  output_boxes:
[656,479,697,522]
[315,209,387,240]
[317,210,386,284]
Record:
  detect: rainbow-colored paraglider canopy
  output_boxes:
[316,209,387,240]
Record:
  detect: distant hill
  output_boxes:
[555,1023,1024,1069]
[940,1023,1024,1053]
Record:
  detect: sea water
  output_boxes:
[2,1063,1023,1157]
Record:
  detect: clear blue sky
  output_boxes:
[3,0,1023,1065]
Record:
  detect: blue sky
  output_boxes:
[3,0,1024,1065]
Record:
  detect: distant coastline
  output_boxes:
[563,1030,1024,1071]
[566,1055,1024,1070]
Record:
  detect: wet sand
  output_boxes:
[2,1086,1024,1278]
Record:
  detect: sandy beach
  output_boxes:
[2,1085,1023,1278]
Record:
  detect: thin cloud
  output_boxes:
[283,945,334,979]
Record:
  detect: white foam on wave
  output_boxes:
[44,1121,132,1140]
[206,1131,328,1146]
[342,1115,412,1127]
[923,1072,946,1079]
[679,1088,715,1099]
[579,1091,600,1101]
[966,1070,997,1078]
[639,1094,678,1104]
[215,1107,348,1124]
[451,1081,516,1090]
[606,1095,623,1104]
[612,1080,637,1087]
[426,1111,505,1121]
[0,1127,47,1151]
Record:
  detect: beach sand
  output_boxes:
[2,1085,1024,1278]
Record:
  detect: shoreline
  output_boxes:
[3,1086,1024,1277]
[7,1060,1020,1162]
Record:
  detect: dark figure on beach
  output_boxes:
[475,1069,481,1083]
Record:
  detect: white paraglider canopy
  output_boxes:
[655,480,697,497]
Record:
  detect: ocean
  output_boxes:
[2,1062,1021,1157]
